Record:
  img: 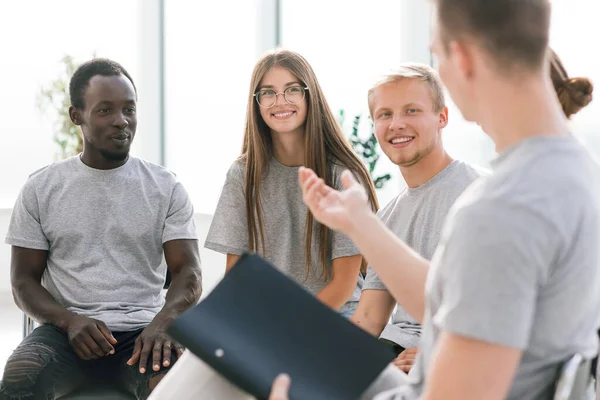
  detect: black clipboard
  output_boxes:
[167,253,396,400]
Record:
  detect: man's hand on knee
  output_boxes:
[127,316,182,374]
[392,347,418,373]
[66,315,118,360]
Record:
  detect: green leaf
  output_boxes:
[338,109,392,190]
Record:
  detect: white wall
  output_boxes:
[0,209,11,294]
[0,0,142,209]
[0,211,225,299]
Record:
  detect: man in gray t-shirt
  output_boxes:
[351,64,485,373]
[401,135,600,399]
[299,135,600,399]
[1,59,201,400]
[296,2,600,399]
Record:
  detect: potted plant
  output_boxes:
[36,55,84,160]
[339,109,391,189]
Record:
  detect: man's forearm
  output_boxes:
[157,266,202,320]
[13,279,76,331]
[349,213,429,323]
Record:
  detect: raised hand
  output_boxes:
[298,166,371,235]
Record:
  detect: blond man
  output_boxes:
[350,64,485,373]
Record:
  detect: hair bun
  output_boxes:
[558,77,594,117]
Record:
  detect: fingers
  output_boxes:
[269,374,291,400]
[89,324,115,355]
[127,337,143,368]
[301,173,320,195]
[73,341,94,360]
[340,170,358,189]
[97,321,118,345]
[162,341,172,367]
[393,351,417,374]
[152,341,163,372]
[138,339,152,373]
[298,167,307,186]
[299,168,328,195]
[303,175,324,204]
[81,331,108,358]
[303,178,334,209]
[298,167,314,187]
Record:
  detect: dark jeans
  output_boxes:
[0,324,176,400]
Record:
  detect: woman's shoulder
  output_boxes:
[226,157,247,180]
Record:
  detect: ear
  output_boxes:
[69,105,82,126]
[438,106,449,129]
[449,40,474,80]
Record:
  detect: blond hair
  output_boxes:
[241,49,379,280]
[368,63,446,116]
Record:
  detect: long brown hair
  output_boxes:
[241,49,378,280]
[549,49,594,118]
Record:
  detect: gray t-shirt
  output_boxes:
[363,160,485,349]
[205,157,363,315]
[6,155,198,332]
[389,136,600,400]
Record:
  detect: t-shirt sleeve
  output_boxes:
[162,182,199,244]
[433,200,557,349]
[362,264,388,291]
[5,179,49,250]
[204,163,249,255]
[330,168,361,259]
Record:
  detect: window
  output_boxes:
[164,0,263,215]
[280,0,405,204]
[0,0,140,208]
[440,0,600,168]
[550,0,600,157]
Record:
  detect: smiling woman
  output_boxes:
[204,49,379,317]
[255,67,309,157]
[148,47,382,399]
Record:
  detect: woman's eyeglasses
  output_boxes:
[254,86,309,108]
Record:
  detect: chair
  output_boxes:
[554,353,593,400]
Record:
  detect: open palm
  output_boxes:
[299,167,370,235]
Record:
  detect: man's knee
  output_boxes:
[0,342,57,398]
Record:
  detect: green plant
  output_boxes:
[339,109,391,189]
[36,55,83,160]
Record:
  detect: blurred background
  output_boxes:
[1,0,599,375]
